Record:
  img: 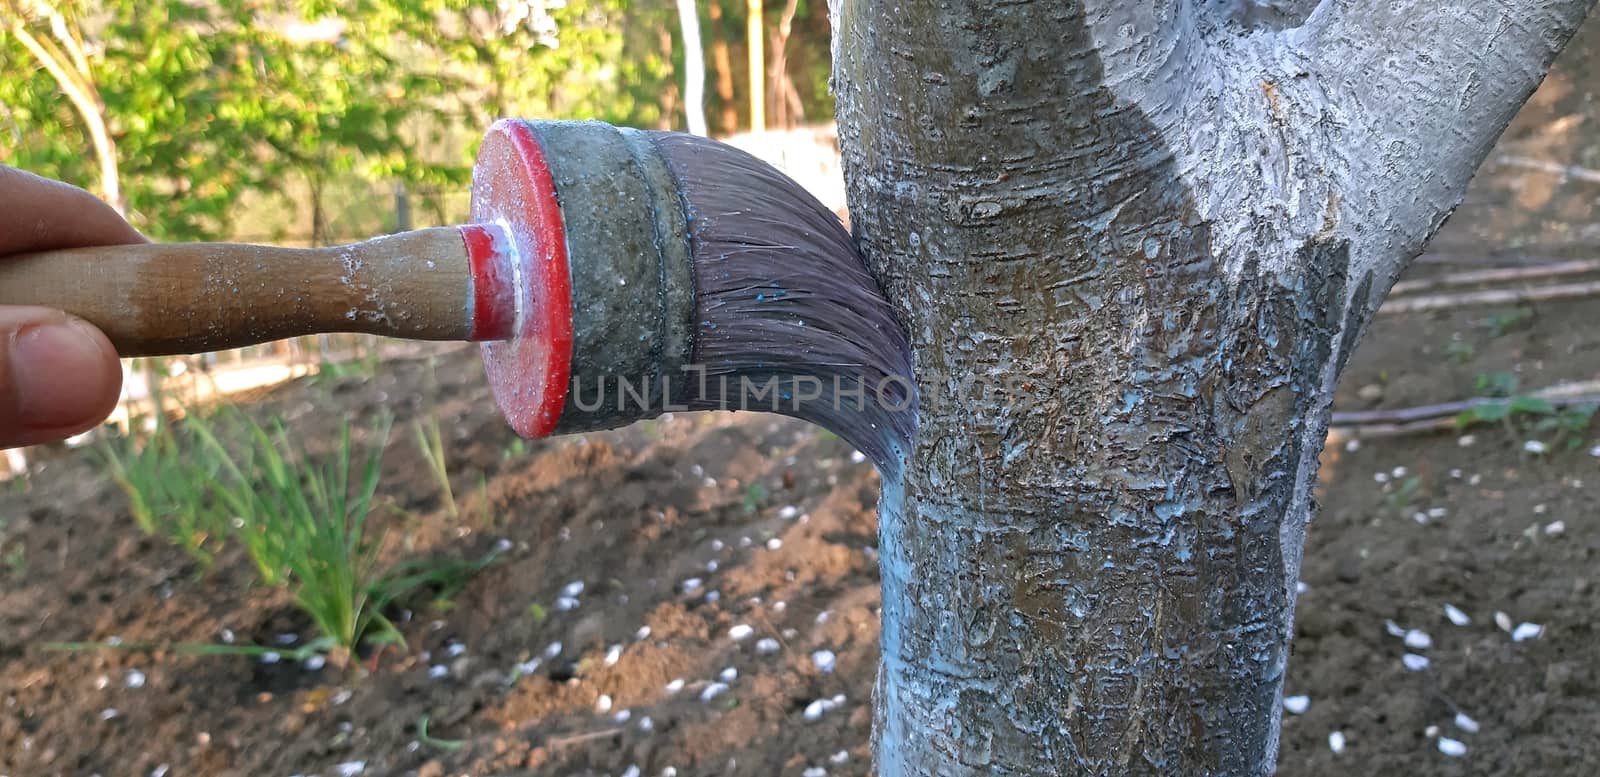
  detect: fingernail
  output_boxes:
[10,318,115,430]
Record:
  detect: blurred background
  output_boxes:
[3,3,1600,777]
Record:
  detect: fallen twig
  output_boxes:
[1389,259,1600,296]
[1378,279,1600,314]
[1495,154,1600,184]
[1330,380,1600,439]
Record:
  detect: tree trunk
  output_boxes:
[830,0,1594,773]
[708,2,738,134]
[675,0,709,135]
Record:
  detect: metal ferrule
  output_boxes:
[528,121,697,433]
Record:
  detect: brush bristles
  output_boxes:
[647,132,914,467]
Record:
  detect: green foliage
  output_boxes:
[1483,309,1534,338]
[412,414,457,520]
[0,1,698,241]
[194,413,402,649]
[1474,371,1519,398]
[1383,475,1421,513]
[3,542,23,579]
[1444,339,1476,364]
[177,411,500,652]
[417,713,466,752]
[98,418,225,568]
[742,482,766,513]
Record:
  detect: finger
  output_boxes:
[0,306,122,449]
[0,165,146,256]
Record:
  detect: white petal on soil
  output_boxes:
[816,610,832,624]
[811,649,837,674]
[428,665,449,679]
[100,708,119,720]
[1283,695,1310,715]
[150,766,169,777]
[1384,620,1407,638]
[556,596,581,611]
[729,624,755,641]
[335,762,365,777]
[1424,725,1439,738]
[1512,623,1544,642]
[446,642,467,657]
[1544,520,1566,536]
[544,641,563,659]
[332,689,353,705]
[1444,603,1471,626]
[1428,507,1448,519]
[682,578,704,593]
[779,505,801,519]
[1524,440,1548,454]
[562,581,585,597]
[634,626,651,641]
[124,670,146,689]
[638,715,654,731]
[1374,472,1390,484]
[613,708,632,723]
[1402,653,1431,671]
[1454,712,1480,733]
[1345,438,1362,452]
[621,766,641,777]
[766,538,783,550]
[850,450,867,464]
[803,698,838,722]
[1404,630,1433,650]
[719,666,738,682]
[699,682,729,701]
[710,539,725,551]
[756,638,781,654]
[1459,435,1477,447]
[706,559,720,572]
[803,768,827,777]
[304,655,327,671]
[830,751,850,765]
[1328,731,1346,754]
[1296,581,1309,595]
[665,678,686,693]
[605,644,623,666]
[1437,737,1467,757]
[1494,611,1514,632]
[595,694,613,713]
[95,675,109,690]
[705,590,721,603]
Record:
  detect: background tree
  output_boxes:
[832,0,1595,774]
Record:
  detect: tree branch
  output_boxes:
[4,6,123,213]
[1300,0,1594,282]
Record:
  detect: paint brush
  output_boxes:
[0,120,913,464]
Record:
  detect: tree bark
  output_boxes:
[830,1,1594,773]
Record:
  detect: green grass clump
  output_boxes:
[98,405,498,659]
[196,414,409,651]
[413,414,457,519]
[98,418,225,568]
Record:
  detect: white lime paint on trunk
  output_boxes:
[830,0,1593,773]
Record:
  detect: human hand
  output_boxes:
[1,165,143,449]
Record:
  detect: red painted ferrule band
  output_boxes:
[460,224,514,341]
[508,122,573,438]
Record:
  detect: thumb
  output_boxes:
[1,306,122,449]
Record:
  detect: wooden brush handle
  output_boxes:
[0,226,505,357]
